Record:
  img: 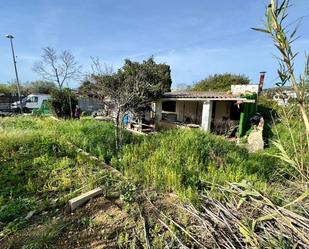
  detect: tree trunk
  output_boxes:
[68,95,73,118]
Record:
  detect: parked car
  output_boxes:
[11,94,50,113]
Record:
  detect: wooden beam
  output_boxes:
[68,187,103,211]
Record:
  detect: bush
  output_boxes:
[48,88,78,118]
[27,80,56,94]
[190,73,250,91]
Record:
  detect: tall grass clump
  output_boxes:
[271,107,309,187]
[115,129,279,202]
[0,116,44,130]
[54,119,139,162]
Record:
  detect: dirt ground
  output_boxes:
[1,192,203,249]
[1,196,137,248]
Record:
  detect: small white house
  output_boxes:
[153,84,259,137]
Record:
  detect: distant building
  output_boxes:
[77,96,103,114]
[272,90,297,106]
[72,90,104,114]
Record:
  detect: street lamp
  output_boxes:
[6,34,23,114]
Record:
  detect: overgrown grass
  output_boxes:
[53,119,139,162]
[114,129,282,203]
[0,116,302,240]
[0,117,120,235]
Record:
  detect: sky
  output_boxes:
[0,0,309,89]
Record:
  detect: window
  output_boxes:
[26,96,38,103]
[162,101,176,112]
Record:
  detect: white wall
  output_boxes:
[231,84,259,95]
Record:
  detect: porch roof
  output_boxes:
[162,91,256,103]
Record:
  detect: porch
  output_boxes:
[154,91,256,137]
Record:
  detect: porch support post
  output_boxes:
[201,100,213,132]
[154,100,162,130]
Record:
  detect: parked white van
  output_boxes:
[11,94,50,112]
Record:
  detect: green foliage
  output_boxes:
[120,183,137,203]
[27,80,56,94]
[1,115,303,243]
[92,57,172,113]
[0,198,37,223]
[0,83,10,94]
[0,117,116,232]
[80,217,95,229]
[190,73,250,92]
[115,129,278,202]
[91,57,172,150]
[55,119,139,162]
[48,88,78,118]
[270,118,309,182]
[78,80,100,98]
[5,82,30,95]
[257,95,278,121]
[0,82,29,95]
[121,57,172,95]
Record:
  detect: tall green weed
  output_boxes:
[115,129,279,202]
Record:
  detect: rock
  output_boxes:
[247,117,264,153]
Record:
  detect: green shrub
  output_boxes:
[0,198,37,223]
[48,88,78,118]
[54,119,139,162]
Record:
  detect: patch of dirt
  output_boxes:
[1,196,139,249]
[3,190,277,248]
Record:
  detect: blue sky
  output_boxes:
[0,0,309,89]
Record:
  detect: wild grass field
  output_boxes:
[0,116,308,248]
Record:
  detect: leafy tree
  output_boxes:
[48,88,78,118]
[27,80,57,94]
[78,80,93,94]
[190,73,250,91]
[5,82,30,96]
[33,47,82,89]
[91,57,172,150]
[0,84,10,94]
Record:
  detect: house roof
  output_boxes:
[162,91,256,103]
[163,91,232,98]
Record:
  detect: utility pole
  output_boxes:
[6,34,23,114]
